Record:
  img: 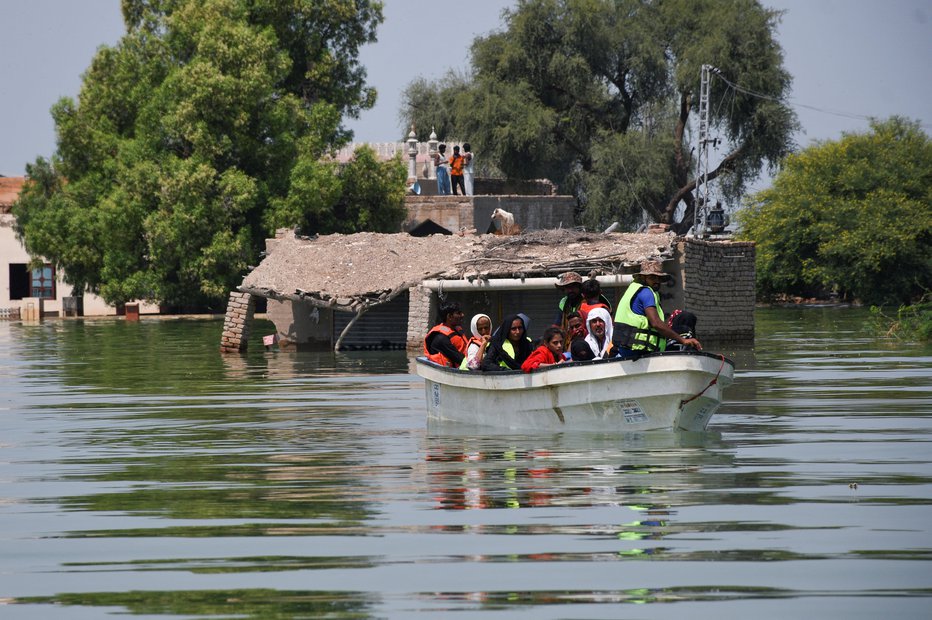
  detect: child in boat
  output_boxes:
[665,310,698,351]
[563,311,586,360]
[521,327,566,372]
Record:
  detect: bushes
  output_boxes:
[738,117,931,305]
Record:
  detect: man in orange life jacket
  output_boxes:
[424,301,468,367]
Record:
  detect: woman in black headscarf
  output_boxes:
[480,314,533,371]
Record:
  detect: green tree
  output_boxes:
[14,0,395,310]
[737,117,932,305]
[400,0,797,232]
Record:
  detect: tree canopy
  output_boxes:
[737,117,932,305]
[14,0,405,310]
[400,0,797,232]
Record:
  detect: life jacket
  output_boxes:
[498,340,517,369]
[613,283,666,352]
[579,294,613,323]
[449,154,464,175]
[424,324,468,366]
[558,295,582,331]
[458,336,485,370]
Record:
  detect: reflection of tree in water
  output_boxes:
[15,589,377,618]
[56,447,379,529]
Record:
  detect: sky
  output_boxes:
[1,0,930,184]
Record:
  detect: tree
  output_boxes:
[13,0,395,310]
[400,0,797,232]
[737,117,932,305]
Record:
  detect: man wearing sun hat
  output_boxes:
[552,271,584,332]
[613,260,702,357]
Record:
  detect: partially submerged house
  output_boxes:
[1,176,158,319]
[223,226,755,352]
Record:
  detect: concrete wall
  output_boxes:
[680,238,756,342]
[266,298,335,351]
[403,195,576,235]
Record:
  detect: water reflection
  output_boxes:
[1,309,931,619]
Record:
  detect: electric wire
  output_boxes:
[714,72,932,129]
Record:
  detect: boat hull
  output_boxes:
[417,351,734,432]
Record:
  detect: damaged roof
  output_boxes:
[240,229,676,313]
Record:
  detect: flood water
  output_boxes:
[1,308,930,619]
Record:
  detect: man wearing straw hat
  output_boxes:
[614,260,702,357]
[552,271,584,332]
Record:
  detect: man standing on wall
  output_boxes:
[449,145,466,196]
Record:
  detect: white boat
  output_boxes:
[416,351,735,432]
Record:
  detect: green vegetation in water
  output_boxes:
[738,117,931,305]
[870,294,932,342]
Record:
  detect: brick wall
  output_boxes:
[220,291,255,353]
[406,285,435,351]
[680,238,756,342]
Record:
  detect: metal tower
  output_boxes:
[694,64,715,236]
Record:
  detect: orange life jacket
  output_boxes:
[424,324,468,366]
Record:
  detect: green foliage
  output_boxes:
[400,0,797,231]
[870,294,932,342]
[13,0,393,309]
[264,145,407,236]
[738,117,932,305]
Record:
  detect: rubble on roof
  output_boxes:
[240,229,677,313]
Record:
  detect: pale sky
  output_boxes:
[1,0,930,181]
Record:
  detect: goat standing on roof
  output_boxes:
[491,208,519,235]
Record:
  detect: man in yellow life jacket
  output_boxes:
[614,260,702,358]
[424,301,468,367]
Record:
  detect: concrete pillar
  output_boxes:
[427,128,438,179]
[220,291,255,353]
[21,297,43,322]
[406,126,418,181]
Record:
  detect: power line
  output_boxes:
[713,73,932,130]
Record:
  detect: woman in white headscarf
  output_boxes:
[460,313,492,370]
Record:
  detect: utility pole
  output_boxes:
[694,64,716,236]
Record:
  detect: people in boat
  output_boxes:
[563,311,586,360]
[459,313,492,370]
[581,307,617,359]
[552,271,583,331]
[521,326,566,372]
[480,314,533,371]
[424,301,468,367]
[665,310,699,351]
[579,278,613,323]
[613,260,702,357]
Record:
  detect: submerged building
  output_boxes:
[223,225,755,353]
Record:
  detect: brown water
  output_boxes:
[0,308,930,619]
